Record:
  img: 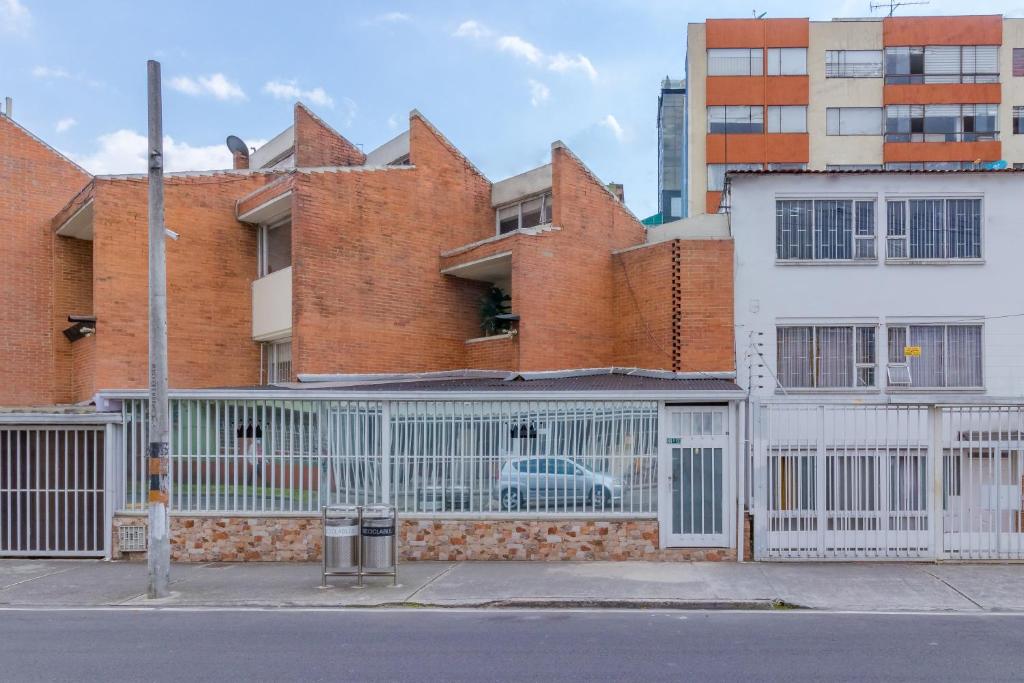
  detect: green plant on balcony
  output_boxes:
[480,286,512,336]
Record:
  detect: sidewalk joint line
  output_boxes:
[917,566,984,610]
[0,566,78,593]
[405,563,458,603]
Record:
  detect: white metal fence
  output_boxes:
[0,424,108,557]
[754,402,1024,560]
[119,398,658,517]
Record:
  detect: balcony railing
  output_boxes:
[252,266,292,341]
[884,73,999,85]
[884,131,999,143]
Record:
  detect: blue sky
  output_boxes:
[0,0,1016,217]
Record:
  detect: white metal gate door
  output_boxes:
[0,425,107,557]
[661,407,730,547]
[756,404,934,560]
[942,407,1024,560]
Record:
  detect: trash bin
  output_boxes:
[323,505,360,574]
[360,505,396,571]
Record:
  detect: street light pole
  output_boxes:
[146,59,171,599]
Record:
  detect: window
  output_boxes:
[767,163,807,171]
[264,338,292,384]
[767,48,807,75]
[1015,48,1024,77]
[1015,106,1024,135]
[767,106,807,133]
[885,104,998,142]
[884,162,979,171]
[885,45,998,84]
[496,192,553,234]
[707,105,764,133]
[708,48,762,76]
[826,107,883,135]
[887,325,983,388]
[826,50,883,78]
[776,199,876,261]
[777,325,877,389]
[707,163,762,192]
[257,219,291,278]
[885,198,982,259]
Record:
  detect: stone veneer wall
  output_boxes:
[111,516,737,562]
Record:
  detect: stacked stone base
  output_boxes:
[111,515,735,562]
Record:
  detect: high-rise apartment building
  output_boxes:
[657,77,687,220]
[685,14,1024,215]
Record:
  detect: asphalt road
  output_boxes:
[1,609,1022,682]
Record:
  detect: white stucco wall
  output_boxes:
[731,172,1024,400]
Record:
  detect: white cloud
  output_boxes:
[339,97,357,128]
[497,35,542,64]
[55,117,76,133]
[374,11,410,22]
[455,19,597,81]
[32,65,70,79]
[453,19,491,39]
[599,114,625,142]
[263,80,335,109]
[74,129,267,175]
[548,53,598,81]
[0,0,30,35]
[170,73,246,101]
[387,114,399,131]
[528,79,550,107]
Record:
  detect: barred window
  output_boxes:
[826,50,883,78]
[776,199,876,261]
[887,325,983,388]
[886,198,982,260]
[777,325,877,389]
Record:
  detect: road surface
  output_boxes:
[2,608,1022,681]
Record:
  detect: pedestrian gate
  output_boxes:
[0,424,109,557]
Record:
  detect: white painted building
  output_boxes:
[728,169,1024,401]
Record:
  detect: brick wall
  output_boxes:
[111,515,736,562]
[293,103,366,168]
[0,116,90,406]
[291,113,495,376]
[52,235,95,402]
[678,239,735,372]
[464,334,518,370]
[91,174,268,394]
[513,145,647,371]
[612,242,676,370]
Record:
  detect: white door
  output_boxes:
[660,407,731,547]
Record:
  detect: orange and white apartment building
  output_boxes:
[686,14,1024,215]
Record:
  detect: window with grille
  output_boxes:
[777,325,877,389]
[1015,48,1024,77]
[826,50,883,78]
[767,48,806,75]
[1015,106,1024,135]
[885,45,998,84]
[767,106,807,133]
[707,105,764,134]
[885,198,981,260]
[887,324,983,388]
[707,48,763,76]
[826,107,883,135]
[776,198,877,261]
[264,338,292,384]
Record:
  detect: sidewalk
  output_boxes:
[1,559,1021,611]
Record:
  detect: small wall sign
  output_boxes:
[667,437,681,444]
[904,345,922,357]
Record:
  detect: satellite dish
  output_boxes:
[226,135,249,156]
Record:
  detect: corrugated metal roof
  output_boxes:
[299,373,740,393]
[728,168,1024,176]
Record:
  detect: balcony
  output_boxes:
[252,266,292,341]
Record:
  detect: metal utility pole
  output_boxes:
[146,59,171,599]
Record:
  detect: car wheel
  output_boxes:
[501,488,522,511]
[589,486,611,509]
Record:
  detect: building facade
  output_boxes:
[686,14,1024,216]
[657,77,687,221]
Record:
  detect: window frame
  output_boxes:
[707,105,765,134]
[1014,106,1024,135]
[767,105,807,133]
[884,45,999,84]
[884,197,983,262]
[885,323,984,390]
[775,197,878,263]
[826,107,883,136]
[776,323,878,391]
[257,217,292,279]
[825,49,883,78]
[707,163,763,192]
[707,48,763,76]
[495,192,554,235]
[263,338,292,384]
[767,47,807,76]
[884,104,999,143]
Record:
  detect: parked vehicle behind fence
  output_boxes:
[494,457,623,511]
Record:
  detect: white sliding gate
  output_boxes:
[753,402,1024,560]
[0,420,113,558]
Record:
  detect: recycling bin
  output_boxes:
[321,505,360,587]
[360,505,397,579]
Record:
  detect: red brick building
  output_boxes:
[1,102,735,407]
